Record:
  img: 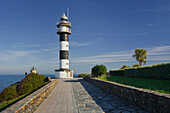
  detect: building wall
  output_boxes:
[55,70,73,78]
[60,41,69,51]
[60,59,69,69]
[59,26,69,32]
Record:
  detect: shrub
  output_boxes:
[0,86,17,103]
[120,65,130,69]
[100,74,108,78]
[0,73,47,104]
[91,64,107,77]
[78,74,86,77]
[78,73,91,78]
[18,73,46,95]
[109,69,124,76]
[132,64,140,67]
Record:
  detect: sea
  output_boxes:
[0,74,78,93]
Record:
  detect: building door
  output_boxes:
[70,71,73,77]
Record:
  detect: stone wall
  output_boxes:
[1,79,58,113]
[84,77,170,113]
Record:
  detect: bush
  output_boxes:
[132,64,140,67]
[120,65,130,69]
[0,86,17,103]
[100,74,108,78]
[109,69,124,76]
[91,65,107,77]
[78,74,90,77]
[18,73,46,95]
[124,62,170,79]
[0,73,47,104]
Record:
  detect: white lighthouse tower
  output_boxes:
[55,13,73,78]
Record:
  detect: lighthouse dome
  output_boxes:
[60,13,68,22]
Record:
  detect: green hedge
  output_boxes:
[124,63,170,79]
[109,69,124,76]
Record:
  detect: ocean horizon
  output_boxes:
[0,74,78,93]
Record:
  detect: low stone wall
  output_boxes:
[84,77,170,113]
[1,79,58,113]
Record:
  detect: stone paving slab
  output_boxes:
[34,79,73,113]
[34,78,148,113]
[79,79,148,113]
[71,79,104,113]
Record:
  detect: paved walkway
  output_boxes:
[34,79,73,113]
[34,78,148,113]
[80,79,148,113]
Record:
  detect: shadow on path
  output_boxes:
[78,79,148,113]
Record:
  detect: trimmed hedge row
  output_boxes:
[109,69,124,76]
[109,63,170,80]
[124,63,170,79]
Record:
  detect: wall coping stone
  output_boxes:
[1,79,58,113]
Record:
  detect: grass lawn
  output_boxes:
[98,76,170,94]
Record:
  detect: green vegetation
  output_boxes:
[0,73,50,111]
[132,48,147,66]
[109,69,124,76]
[91,64,107,77]
[124,62,170,79]
[109,63,170,80]
[0,86,18,102]
[0,94,26,111]
[120,65,130,69]
[18,73,46,95]
[78,73,90,77]
[132,64,140,67]
[98,76,170,94]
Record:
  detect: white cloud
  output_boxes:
[0,50,38,61]
[42,47,58,52]
[71,38,102,47]
[71,41,94,47]
[71,45,170,64]
[11,44,41,48]
[147,24,154,26]
[148,45,170,53]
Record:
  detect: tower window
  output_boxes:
[66,45,68,47]
[66,63,68,65]
[60,18,68,21]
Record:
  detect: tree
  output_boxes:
[91,65,107,77]
[120,65,130,69]
[132,48,147,66]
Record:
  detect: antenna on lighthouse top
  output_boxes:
[67,8,69,18]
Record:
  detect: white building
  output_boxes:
[30,66,37,74]
[55,13,73,78]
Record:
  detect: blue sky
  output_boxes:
[0,0,170,74]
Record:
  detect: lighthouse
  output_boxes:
[55,13,73,78]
